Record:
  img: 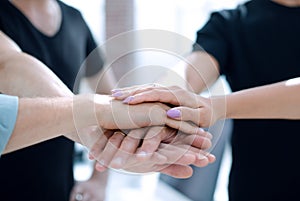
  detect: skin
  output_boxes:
[90,127,215,178]
[0,30,213,178]
[112,79,300,128]
[100,0,300,174]
[272,0,300,7]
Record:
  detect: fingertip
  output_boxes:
[111,91,123,98]
[111,89,120,93]
[198,153,208,160]
[88,152,95,160]
[197,128,213,139]
[123,96,134,104]
[166,108,181,119]
[95,162,107,172]
[161,165,193,179]
[208,154,216,163]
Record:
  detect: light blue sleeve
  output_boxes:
[0,94,19,156]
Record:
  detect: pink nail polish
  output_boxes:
[123,96,134,103]
[167,109,181,118]
[112,91,123,97]
[111,89,120,93]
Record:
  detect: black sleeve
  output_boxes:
[84,26,105,77]
[193,11,231,75]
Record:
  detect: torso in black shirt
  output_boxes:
[0,1,102,201]
[195,0,300,200]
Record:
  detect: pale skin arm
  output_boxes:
[3,97,78,154]
[185,51,220,93]
[0,31,80,153]
[224,78,300,120]
[0,32,72,98]
[112,78,300,128]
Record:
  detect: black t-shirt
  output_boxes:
[194,1,300,200]
[0,1,103,201]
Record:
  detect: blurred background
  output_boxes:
[61,0,247,201]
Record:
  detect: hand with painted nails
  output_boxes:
[89,127,215,178]
[111,85,226,127]
[82,94,204,134]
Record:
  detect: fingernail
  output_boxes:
[167,109,181,118]
[111,89,120,93]
[123,96,134,103]
[88,152,95,160]
[198,154,207,160]
[112,91,123,97]
[95,162,105,172]
[199,128,205,133]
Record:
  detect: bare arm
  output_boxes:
[225,78,300,120]
[0,31,72,98]
[0,31,85,153]
[4,97,77,154]
[113,78,300,128]
[185,51,220,93]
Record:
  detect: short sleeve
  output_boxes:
[0,94,19,156]
[193,11,231,75]
[84,25,105,77]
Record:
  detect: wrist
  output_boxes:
[73,94,100,129]
[93,94,113,128]
[210,95,227,121]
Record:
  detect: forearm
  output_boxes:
[185,51,220,93]
[3,95,99,154]
[225,79,300,119]
[4,97,72,153]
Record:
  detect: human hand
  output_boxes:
[89,127,215,178]
[69,178,106,201]
[93,94,206,134]
[70,120,214,179]
[112,85,226,127]
[73,94,202,135]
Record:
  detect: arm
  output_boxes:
[0,31,79,153]
[185,51,220,93]
[0,32,72,98]
[112,78,300,128]
[4,97,78,154]
[224,78,300,120]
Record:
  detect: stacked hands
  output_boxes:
[78,84,226,179]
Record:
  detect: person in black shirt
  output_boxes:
[110,0,300,200]
[0,1,216,199]
[0,1,113,201]
[186,0,300,200]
